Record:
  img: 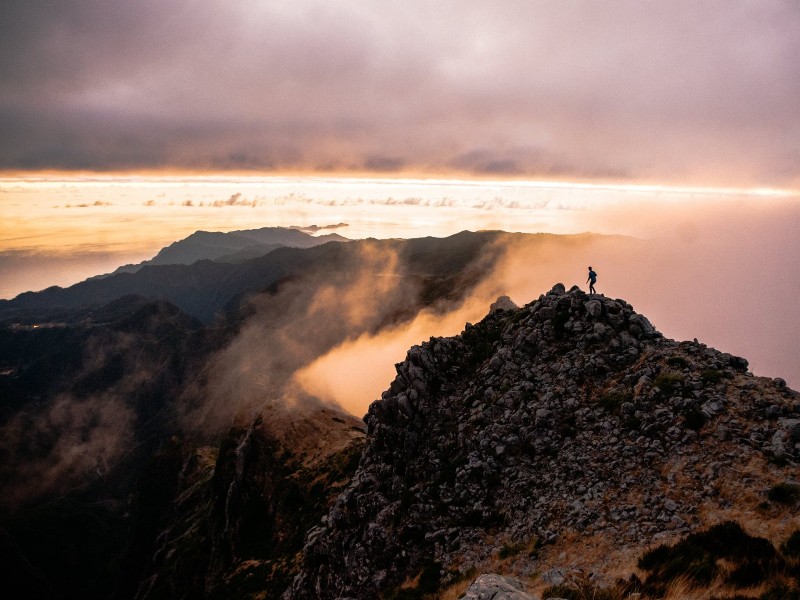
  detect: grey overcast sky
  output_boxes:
[1,1,798,186]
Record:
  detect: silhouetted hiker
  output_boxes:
[587,266,597,294]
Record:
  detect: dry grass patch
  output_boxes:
[530,530,643,593]
[436,577,477,600]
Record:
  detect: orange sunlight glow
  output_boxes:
[1,171,798,299]
[3,171,797,249]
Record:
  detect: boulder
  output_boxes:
[461,574,535,600]
[584,300,602,318]
[491,295,519,313]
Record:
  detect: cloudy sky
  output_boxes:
[1,0,798,186]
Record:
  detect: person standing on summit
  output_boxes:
[587,266,597,294]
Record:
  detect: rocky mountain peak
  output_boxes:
[285,284,799,599]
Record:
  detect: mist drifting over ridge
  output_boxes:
[2,194,800,506]
[3,201,799,425]
[290,198,800,414]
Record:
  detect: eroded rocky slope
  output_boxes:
[286,284,800,599]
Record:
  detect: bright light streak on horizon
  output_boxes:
[2,173,798,199]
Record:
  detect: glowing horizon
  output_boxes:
[1,170,798,302]
[3,173,797,263]
[2,171,798,198]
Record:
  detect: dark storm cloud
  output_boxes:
[0,1,798,185]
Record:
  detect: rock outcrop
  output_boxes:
[461,573,534,599]
[285,284,799,599]
[129,411,365,600]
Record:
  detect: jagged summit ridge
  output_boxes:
[285,284,799,599]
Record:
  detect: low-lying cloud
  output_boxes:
[177,193,263,208]
[0,328,161,507]
[210,192,259,208]
[290,223,349,233]
[179,240,425,434]
[0,392,135,507]
[59,201,114,208]
[292,201,800,416]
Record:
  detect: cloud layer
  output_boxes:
[295,200,800,415]
[1,1,798,185]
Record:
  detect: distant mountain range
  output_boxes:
[0,230,507,323]
[108,226,349,275]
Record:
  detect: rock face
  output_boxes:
[129,412,365,600]
[461,573,534,599]
[285,284,799,599]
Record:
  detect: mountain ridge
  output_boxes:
[109,226,349,275]
[285,284,799,599]
[0,232,498,322]
[0,231,609,323]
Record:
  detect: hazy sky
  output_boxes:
[1,1,798,186]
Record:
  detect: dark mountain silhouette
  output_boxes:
[109,227,349,275]
[0,231,506,323]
